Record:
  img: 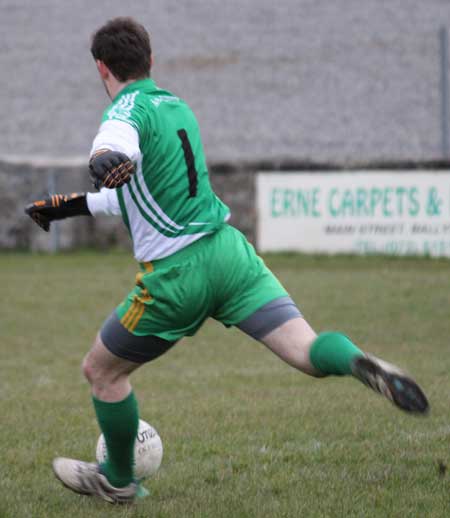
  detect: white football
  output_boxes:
[96,419,163,480]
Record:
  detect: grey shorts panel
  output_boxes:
[100,311,177,364]
[236,296,302,340]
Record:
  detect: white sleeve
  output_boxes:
[86,188,121,216]
[90,119,141,161]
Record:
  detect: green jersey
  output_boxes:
[87,78,230,261]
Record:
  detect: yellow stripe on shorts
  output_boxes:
[142,261,154,273]
[128,303,145,332]
[121,263,154,332]
[121,300,140,330]
[120,296,149,332]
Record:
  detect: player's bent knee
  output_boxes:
[81,333,115,383]
[81,354,98,385]
[82,356,128,389]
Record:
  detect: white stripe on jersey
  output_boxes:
[122,182,208,261]
[133,156,185,231]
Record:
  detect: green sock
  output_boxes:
[309,332,364,376]
[92,391,139,488]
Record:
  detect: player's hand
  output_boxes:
[25,193,90,232]
[89,149,135,190]
[25,196,59,231]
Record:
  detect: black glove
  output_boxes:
[25,193,91,232]
[89,149,135,190]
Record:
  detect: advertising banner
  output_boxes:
[257,171,450,257]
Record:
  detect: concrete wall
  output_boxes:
[0,158,94,251]
[1,1,449,165]
[3,158,449,253]
[0,158,257,253]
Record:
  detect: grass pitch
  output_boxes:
[1,251,449,518]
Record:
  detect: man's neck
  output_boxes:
[107,77,148,100]
[108,78,138,100]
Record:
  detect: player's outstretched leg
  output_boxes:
[253,312,429,415]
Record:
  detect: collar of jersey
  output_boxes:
[113,78,157,101]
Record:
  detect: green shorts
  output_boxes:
[116,224,288,341]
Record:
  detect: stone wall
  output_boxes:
[1,159,88,251]
[2,158,448,253]
[0,158,257,253]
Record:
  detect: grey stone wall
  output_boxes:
[0,158,94,251]
[0,159,258,252]
[3,158,449,252]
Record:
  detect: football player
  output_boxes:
[26,17,429,504]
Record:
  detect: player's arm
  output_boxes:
[26,187,123,232]
[25,193,91,232]
[27,120,140,231]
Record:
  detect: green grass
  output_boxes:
[1,251,449,517]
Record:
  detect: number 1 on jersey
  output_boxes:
[177,129,198,198]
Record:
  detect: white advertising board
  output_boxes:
[257,171,450,257]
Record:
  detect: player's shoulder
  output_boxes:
[102,79,187,127]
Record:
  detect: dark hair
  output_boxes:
[91,17,151,82]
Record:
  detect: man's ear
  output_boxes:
[96,60,110,80]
